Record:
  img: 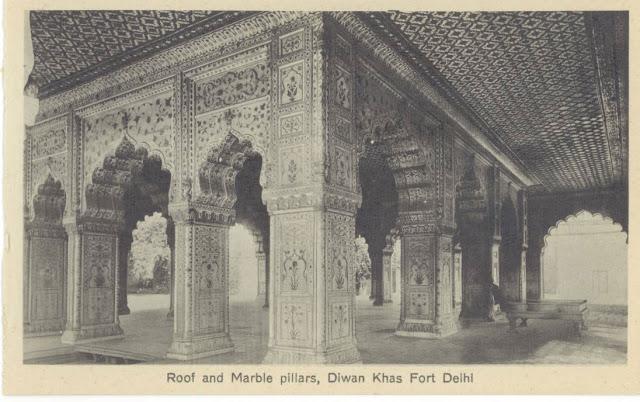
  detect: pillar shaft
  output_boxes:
[256,251,267,298]
[263,208,360,363]
[167,212,233,360]
[24,224,67,335]
[61,220,124,344]
[166,210,234,360]
[453,244,463,318]
[167,219,175,320]
[382,245,394,303]
[369,247,384,305]
[396,231,457,338]
[117,233,131,315]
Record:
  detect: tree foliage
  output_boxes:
[130,212,170,290]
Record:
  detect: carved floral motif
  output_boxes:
[83,93,174,188]
[280,30,304,56]
[335,67,351,109]
[281,250,308,291]
[279,62,304,105]
[331,303,349,340]
[195,62,269,114]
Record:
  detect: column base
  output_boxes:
[118,305,130,316]
[166,333,234,361]
[166,309,174,321]
[383,299,393,304]
[61,323,124,345]
[395,317,459,338]
[263,344,361,364]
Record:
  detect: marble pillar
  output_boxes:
[166,205,234,360]
[117,233,132,315]
[254,232,267,303]
[167,218,175,320]
[382,241,394,303]
[24,223,67,336]
[263,206,361,364]
[369,247,384,306]
[396,230,457,338]
[61,219,124,344]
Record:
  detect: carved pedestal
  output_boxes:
[396,233,458,338]
[166,217,234,360]
[263,209,361,364]
[61,221,124,344]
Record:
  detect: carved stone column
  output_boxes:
[167,133,258,360]
[25,174,67,336]
[253,232,267,301]
[382,235,395,303]
[369,246,384,306]
[166,218,175,320]
[453,243,463,318]
[262,195,361,364]
[165,203,235,360]
[456,155,494,319]
[395,215,457,338]
[261,17,360,363]
[117,232,132,315]
[61,216,124,344]
[517,190,528,302]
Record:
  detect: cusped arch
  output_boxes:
[195,133,259,217]
[83,135,172,223]
[356,109,438,216]
[543,209,627,249]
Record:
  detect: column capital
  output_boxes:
[262,187,361,215]
[397,210,455,236]
[168,201,235,226]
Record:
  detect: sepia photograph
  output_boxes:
[3,1,637,395]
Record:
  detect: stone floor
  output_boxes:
[24,294,627,364]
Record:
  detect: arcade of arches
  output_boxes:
[24,11,628,363]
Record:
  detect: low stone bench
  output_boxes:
[502,299,588,333]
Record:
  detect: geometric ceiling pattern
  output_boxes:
[29,11,253,95]
[30,11,216,83]
[382,11,624,192]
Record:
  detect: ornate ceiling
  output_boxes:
[29,11,254,96]
[365,11,627,192]
[28,11,627,193]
